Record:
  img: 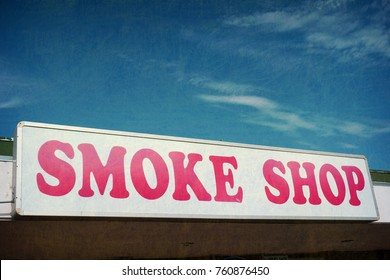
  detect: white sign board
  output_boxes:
[15,122,379,220]
[0,158,13,203]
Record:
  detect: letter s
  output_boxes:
[36,140,76,196]
[263,159,289,204]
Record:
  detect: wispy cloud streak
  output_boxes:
[0,97,25,109]
[223,1,390,62]
[224,10,318,32]
[199,94,278,111]
[200,92,390,138]
[195,77,390,139]
[0,73,46,109]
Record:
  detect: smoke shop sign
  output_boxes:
[15,122,379,220]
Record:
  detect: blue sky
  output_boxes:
[1,0,389,170]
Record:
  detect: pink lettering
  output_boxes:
[209,155,242,203]
[36,140,76,196]
[77,143,128,198]
[169,152,212,201]
[342,166,365,206]
[131,148,169,200]
[319,164,346,206]
[35,139,368,209]
[287,161,322,205]
[263,159,289,204]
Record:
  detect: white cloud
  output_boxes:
[189,76,258,95]
[0,97,25,109]
[0,73,47,108]
[308,26,390,60]
[270,110,316,131]
[193,76,389,138]
[224,11,318,32]
[223,2,390,62]
[198,94,278,111]
[198,92,390,139]
[338,121,367,136]
[340,143,359,149]
[315,0,351,10]
[374,125,390,134]
[199,93,317,133]
[202,81,256,95]
[355,27,390,58]
[307,32,354,50]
